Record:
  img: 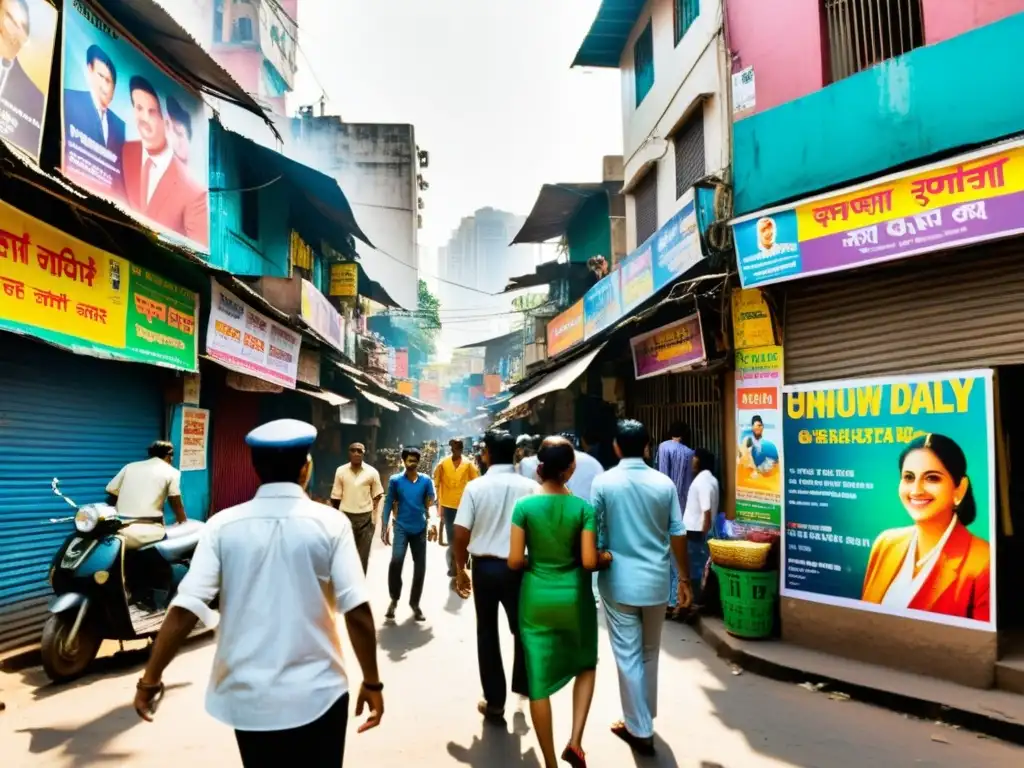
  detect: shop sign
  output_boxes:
[182,372,200,405]
[338,399,358,425]
[0,0,57,161]
[484,374,502,397]
[629,313,705,380]
[62,1,210,251]
[300,279,343,351]
[297,347,321,387]
[179,406,209,472]
[619,244,653,313]
[0,200,198,370]
[546,300,583,357]
[652,191,702,292]
[734,142,1024,289]
[735,346,783,527]
[782,370,995,631]
[732,66,756,114]
[207,280,301,388]
[731,288,776,350]
[397,380,414,396]
[583,271,622,339]
[395,348,409,379]
[257,0,298,89]
[418,381,441,404]
[329,263,358,297]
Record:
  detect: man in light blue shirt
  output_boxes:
[593,419,691,754]
[382,447,436,622]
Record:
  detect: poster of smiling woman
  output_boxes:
[781,370,995,631]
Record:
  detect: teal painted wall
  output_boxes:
[209,124,291,277]
[567,194,612,264]
[734,14,1024,214]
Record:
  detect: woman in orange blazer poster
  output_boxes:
[861,433,990,622]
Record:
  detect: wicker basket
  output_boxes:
[708,539,772,571]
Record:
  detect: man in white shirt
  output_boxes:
[132,420,383,767]
[682,448,721,607]
[453,429,537,722]
[331,442,385,573]
[516,434,540,480]
[563,432,604,600]
[106,441,186,549]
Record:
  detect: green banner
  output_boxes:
[125,264,198,371]
[782,370,995,631]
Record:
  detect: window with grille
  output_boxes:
[674,0,700,45]
[822,0,923,83]
[634,22,655,107]
[673,108,705,199]
[633,168,658,247]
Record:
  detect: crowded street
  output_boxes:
[1,537,1022,768]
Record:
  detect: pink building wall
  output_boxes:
[729,0,1024,118]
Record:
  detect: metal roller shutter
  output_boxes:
[0,337,163,652]
[783,241,1024,384]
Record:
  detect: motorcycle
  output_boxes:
[41,478,204,683]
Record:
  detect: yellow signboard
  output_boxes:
[397,380,414,396]
[731,288,776,350]
[330,262,358,297]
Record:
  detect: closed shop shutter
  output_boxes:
[210,382,261,514]
[783,241,1024,384]
[0,337,163,651]
[628,372,724,462]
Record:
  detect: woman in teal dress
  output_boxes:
[509,436,608,768]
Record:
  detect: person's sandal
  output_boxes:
[561,744,587,767]
[611,721,655,756]
[477,700,505,724]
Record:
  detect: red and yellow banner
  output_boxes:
[547,300,583,358]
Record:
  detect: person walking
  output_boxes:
[451,429,537,722]
[516,434,540,480]
[331,442,385,573]
[433,437,479,584]
[563,432,604,602]
[132,419,383,767]
[509,436,605,768]
[682,448,720,606]
[593,419,692,756]
[381,447,436,622]
[656,421,695,617]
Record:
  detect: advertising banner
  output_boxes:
[300,279,343,351]
[329,262,358,297]
[395,348,409,379]
[0,199,197,370]
[734,142,1024,289]
[652,191,702,291]
[583,270,622,339]
[546,300,583,357]
[484,373,501,397]
[257,0,297,89]
[619,242,654,313]
[735,346,783,527]
[782,370,995,630]
[397,380,414,396]
[629,313,705,380]
[179,406,209,472]
[0,0,57,160]
[418,381,441,404]
[206,280,301,388]
[62,0,210,250]
[731,288,775,350]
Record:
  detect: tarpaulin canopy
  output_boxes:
[357,388,401,412]
[511,183,617,245]
[506,343,607,411]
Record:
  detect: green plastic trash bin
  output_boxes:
[712,564,778,639]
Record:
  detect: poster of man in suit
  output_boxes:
[0,0,57,161]
[62,0,209,250]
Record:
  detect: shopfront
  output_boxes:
[731,139,1024,688]
[0,201,200,650]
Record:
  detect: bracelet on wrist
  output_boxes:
[362,680,384,692]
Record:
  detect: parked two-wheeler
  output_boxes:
[41,478,203,682]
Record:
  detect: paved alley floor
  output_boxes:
[2,537,1023,767]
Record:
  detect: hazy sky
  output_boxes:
[290,0,623,258]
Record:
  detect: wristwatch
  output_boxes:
[362,680,384,692]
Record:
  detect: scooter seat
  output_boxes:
[151,535,200,562]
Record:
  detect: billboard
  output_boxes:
[0,0,57,160]
[735,346,783,527]
[61,1,210,250]
[782,370,995,630]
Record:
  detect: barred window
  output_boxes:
[634,168,658,247]
[674,0,700,45]
[822,0,923,83]
[673,108,705,199]
[634,22,655,106]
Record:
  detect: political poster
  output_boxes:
[782,370,995,630]
[0,0,57,160]
[736,346,783,527]
[62,1,210,250]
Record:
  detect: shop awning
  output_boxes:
[412,409,447,428]
[500,262,591,294]
[506,343,606,411]
[511,183,618,245]
[572,1,648,68]
[357,388,401,412]
[298,386,351,407]
[336,361,367,381]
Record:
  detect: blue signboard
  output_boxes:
[653,192,702,291]
[583,271,622,339]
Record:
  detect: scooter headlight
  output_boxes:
[74,506,100,533]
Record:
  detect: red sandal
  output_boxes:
[561,744,587,768]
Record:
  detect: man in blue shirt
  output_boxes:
[382,447,436,622]
[594,419,691,756]
[656,421,695,615]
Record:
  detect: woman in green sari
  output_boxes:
[508,436,609,768]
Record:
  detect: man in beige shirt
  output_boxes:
[106,440,187,549]
[331,443,385,572]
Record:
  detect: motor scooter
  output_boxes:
[41,478,204,683]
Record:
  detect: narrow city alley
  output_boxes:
[2,540,1021,767]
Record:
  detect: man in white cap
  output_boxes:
[132,419,383,767]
